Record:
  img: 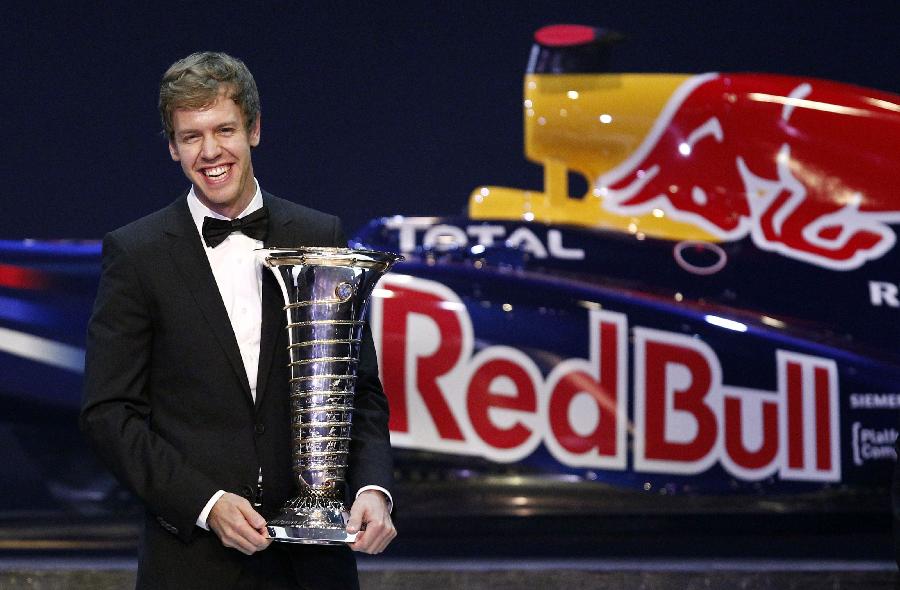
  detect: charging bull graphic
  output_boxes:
[599,73,900,270]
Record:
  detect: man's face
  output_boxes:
[168,92,260,218]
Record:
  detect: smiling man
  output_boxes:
[80,52,395,590]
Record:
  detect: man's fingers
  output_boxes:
[236,522,270,551]
[347,492,396,554]
[343,490,397,554]
[219,519,269,554]
[346,503,364,534]
[228,533,259,555]
[351,518,396,554]
[208,492,271,554]
[239,502,267,531]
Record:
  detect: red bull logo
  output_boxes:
[598,74,900,270]
[370,275,841,482]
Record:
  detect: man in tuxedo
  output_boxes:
[80,52,395,589]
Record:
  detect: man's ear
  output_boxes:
[168,140,180,161]
[249,113,261,148]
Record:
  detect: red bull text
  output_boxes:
[371,275,841,483]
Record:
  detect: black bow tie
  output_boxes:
[202,206,269,248]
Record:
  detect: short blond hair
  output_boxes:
[158,52,260,140]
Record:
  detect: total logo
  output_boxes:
[384,217,585,260]
[370,275,841,483]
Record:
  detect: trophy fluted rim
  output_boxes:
[256,246,404,270]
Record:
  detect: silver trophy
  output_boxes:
[257,247,401,544]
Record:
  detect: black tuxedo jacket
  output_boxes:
[80,192,392,589]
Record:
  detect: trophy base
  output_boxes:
[266,496,357,544]
[267,524,357,544]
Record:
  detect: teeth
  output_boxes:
[204,166,229,178]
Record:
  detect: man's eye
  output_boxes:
[219,128,235,135]
[181,135,199,143]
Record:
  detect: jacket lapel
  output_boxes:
[255,195,293,410]
[163,197,252,399]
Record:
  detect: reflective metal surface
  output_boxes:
[259,247,401,544]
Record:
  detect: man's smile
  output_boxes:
[200,164,233,183]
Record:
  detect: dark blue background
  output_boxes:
[3,1,898,239]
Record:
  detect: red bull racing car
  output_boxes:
[1,24,899,556]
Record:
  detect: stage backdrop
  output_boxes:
[2,1,898,239]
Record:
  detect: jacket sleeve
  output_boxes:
[330,217,395,495]
[79,232,219,543]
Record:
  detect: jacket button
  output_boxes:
[255,423,266,435]
[240,485,253,499]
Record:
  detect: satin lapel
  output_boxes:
[164,199,252,398]
[255,197,293,410]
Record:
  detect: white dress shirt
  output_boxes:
[188,184,265,401]
[186,180,391,530]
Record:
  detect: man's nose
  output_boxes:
[200,134,222,160]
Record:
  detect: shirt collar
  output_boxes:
[187,178,264,237]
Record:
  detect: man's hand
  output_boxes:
[208,492,272,555]
[347,490,396,554]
